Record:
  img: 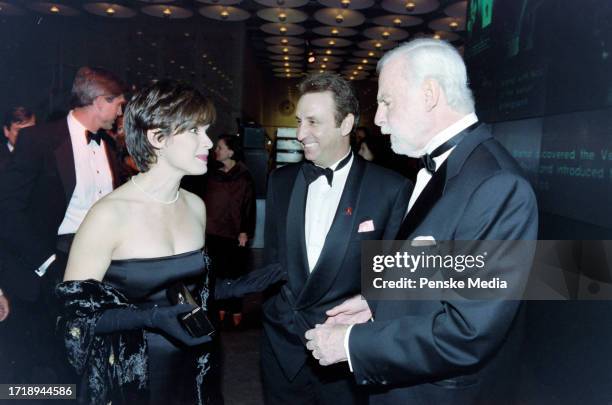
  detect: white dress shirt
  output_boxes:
[7,143,14,153]
[36,113,115,276]
[406,112,478,213]
[304,150,353,272]
[344,112,479,372]
[57,111,114,235]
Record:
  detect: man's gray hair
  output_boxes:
[377,39,475,114]
[70,66,125,108]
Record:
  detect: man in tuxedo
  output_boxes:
[0,106,35,380]
[0,106,35,171]
[0,66,125,381]
[260,72,412,404]
[305,39,538,404]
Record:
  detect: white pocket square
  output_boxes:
[411,236,436,246]
[358,220,375,233]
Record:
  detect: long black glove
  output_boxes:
[95,303,211,346]
[215,263,286,300]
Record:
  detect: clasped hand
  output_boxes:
[304,294,372,366]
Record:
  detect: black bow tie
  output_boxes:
[303,152,352,186]
[417,130,470,174]
[418,154,437,174]
[86,130,103,146]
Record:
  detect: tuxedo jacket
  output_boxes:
[262,154,412,380]
[348,124,539,405]
[0,119,122,300]
[0,142,12,172]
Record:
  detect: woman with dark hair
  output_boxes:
[55,80,221,404]
[352,126,369,151]
[204,134,256,327]
[55,81,284,404]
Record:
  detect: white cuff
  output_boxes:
[0,288,4,296]
[35,254,56,277]
[344,324,355,372]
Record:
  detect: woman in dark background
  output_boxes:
[357,131,384,163]
[354,128,419,181]
[204,134,256,328]
[351,126,369,152]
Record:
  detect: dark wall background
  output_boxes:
[466,0,612,237]
[466,1,612,403]
[0,13,246,137]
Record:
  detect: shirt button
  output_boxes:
[96,170,100,174]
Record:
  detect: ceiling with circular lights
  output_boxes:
[0,0,468,82]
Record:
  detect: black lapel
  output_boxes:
[52,120,76,204]
[0,143,10,171]
[445,123,492,181]
[396,161,447,240]
[285,163,310,296]
[296,156,365,309]
[395,124,492,240]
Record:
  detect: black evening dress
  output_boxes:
[103,250,222,404]
[103,250,222,405]
[57,250,284,404]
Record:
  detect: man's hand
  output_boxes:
[324,294,372,325]
[305,324,349,366]
[238,233,248,247]
[0,294,10,322]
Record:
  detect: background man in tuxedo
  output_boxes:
[0,66,126,381]
[305,39,538,404]
[0,106,35,171]
[261,72,411,404]
[0,106,35,380]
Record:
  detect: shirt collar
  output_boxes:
[327,148,352,171]
[425,112,478,155]
[68,110,94,145]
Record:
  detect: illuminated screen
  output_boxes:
[466,0,612,229]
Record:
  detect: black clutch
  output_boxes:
[166,283,215,337]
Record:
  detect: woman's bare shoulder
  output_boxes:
[85,188,140,229]
[181,189,206,215]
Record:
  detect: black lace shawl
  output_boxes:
[56,280,148,404]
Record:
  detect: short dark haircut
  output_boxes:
[71,66,126,108]
[124,80,216,172]
[298,72,359,129]
[3,106,34,128]
[218,134,244,162]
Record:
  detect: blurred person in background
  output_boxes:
[0,67,126,383]
[0,106,35,171]
[203,134,256,327]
